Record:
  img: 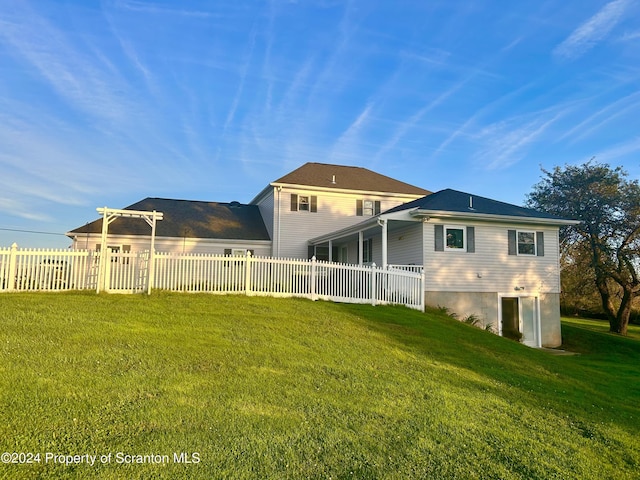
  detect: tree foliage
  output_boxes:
[527,161,640,335]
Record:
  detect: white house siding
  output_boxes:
[419,219,562,347]
[71,234,272,257]
[276,187,418,259]
[422,220,561,294]
[387,223,423,266]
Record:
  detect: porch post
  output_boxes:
[329,240,333,262]
[358,231,363,265]
[310,256,317,301]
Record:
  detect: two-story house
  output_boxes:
[68,162,577,348]
[250,162,430,259]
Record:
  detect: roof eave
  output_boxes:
[409,209,581,226]
[249,185,275,205]
[270,182,429,198]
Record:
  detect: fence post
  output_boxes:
[7,243,18,291]
[371,263,377,306]
[147,248,155,295]
[96,246,105,293]
[245,250,252,296]
[310,256,317,301]
[420,268,425,311]
[103,248,112,293]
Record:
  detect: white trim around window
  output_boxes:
[516,230,536,256]
[444,225,466,251]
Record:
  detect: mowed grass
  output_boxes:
[0,293,638,479]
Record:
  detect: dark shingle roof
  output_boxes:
[68,198,271,240]
[385,189,570,221]
[273,162,430,195]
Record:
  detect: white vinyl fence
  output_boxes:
[0,244,424,310]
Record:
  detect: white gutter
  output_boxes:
[269,182,429,199]
[409,209,581,226]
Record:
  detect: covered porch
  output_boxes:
[307,210,424,271]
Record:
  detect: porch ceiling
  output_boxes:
[308,218,417,246]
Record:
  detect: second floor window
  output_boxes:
[291,194,317,212]
[356,199,381,216]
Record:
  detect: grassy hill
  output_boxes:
[0,292,638,479]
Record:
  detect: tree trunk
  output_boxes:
[612,288,632,336]
[594,275,617,323]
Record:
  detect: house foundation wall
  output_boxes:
[424,291,561,348]
[538,293,562,348]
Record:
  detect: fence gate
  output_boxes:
[104,249,150,293]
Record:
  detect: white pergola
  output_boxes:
[96,207,164,294]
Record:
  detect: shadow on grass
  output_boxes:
[330,302,640,434]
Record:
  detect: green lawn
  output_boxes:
[0,292,638,479]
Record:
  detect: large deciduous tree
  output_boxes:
[527,162,640,336]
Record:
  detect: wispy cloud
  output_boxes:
[327,102,375,163]
[433,81,541,157]
[474,111,564,170]
[113,0,215,18]
[0,2,132,124]
[0,196,52,222]
[553,0,630,60]
[556,90,640,144]
[223,23,258,134]
[372,72,480,164]
[594,136,640,162]
[618,30,640,41]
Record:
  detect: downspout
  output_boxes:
[276,186,282,257]
[377,218,387,269]
[536,296,542,348]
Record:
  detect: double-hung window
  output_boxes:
[508,230,544,256]
[356,199,381,216]
[291,194,317,212]
[517,231,536,255]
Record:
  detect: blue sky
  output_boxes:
[1,0,639,248]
